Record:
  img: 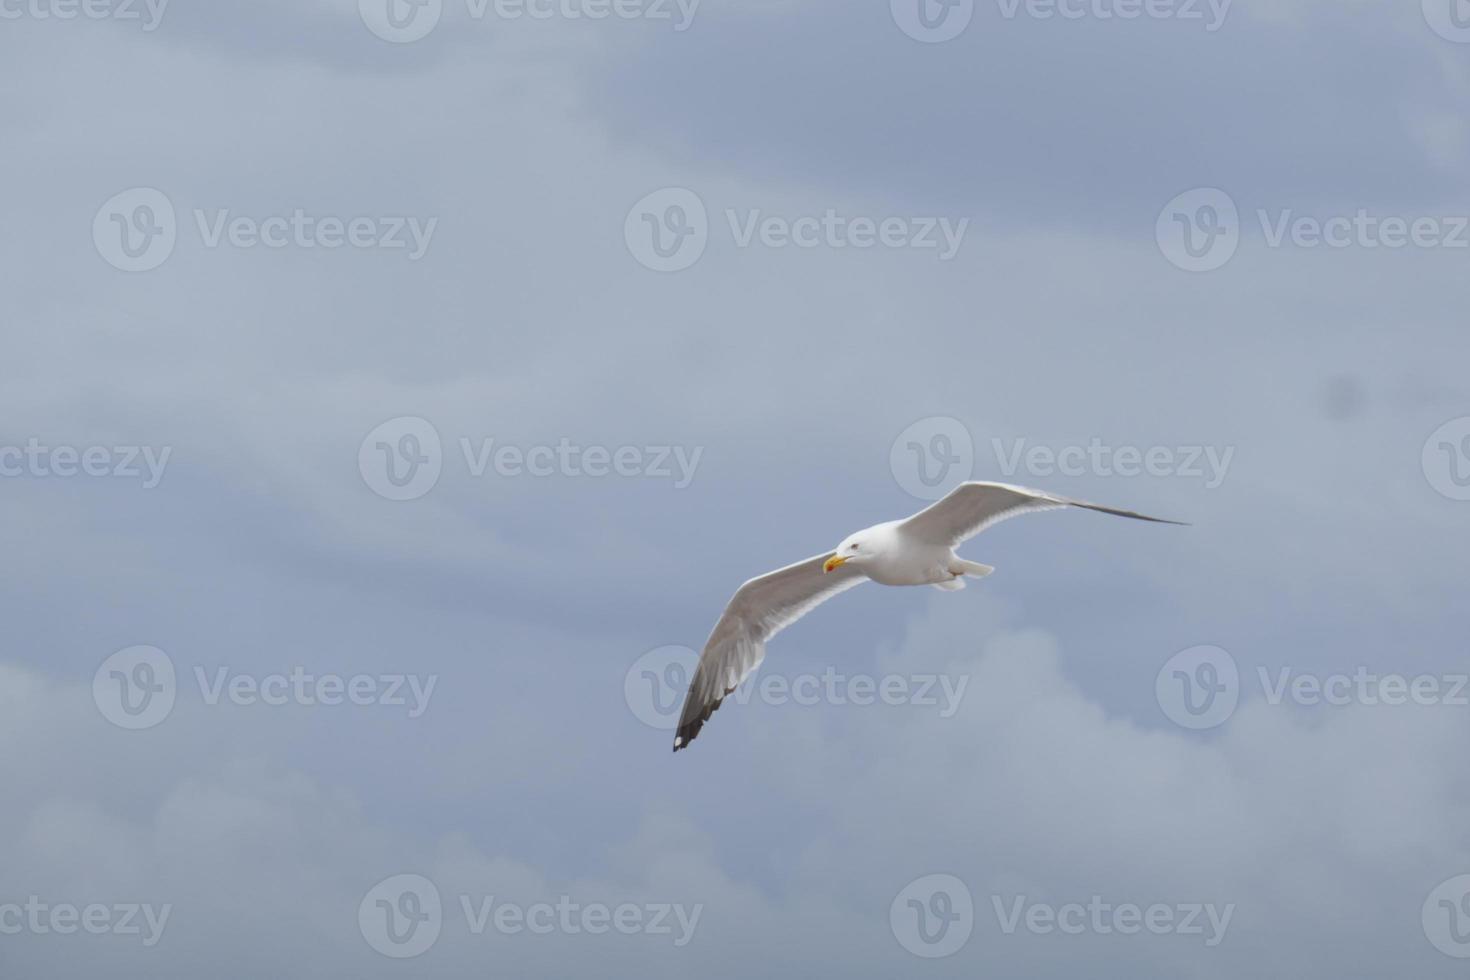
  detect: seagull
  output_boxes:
[671,482,1185,752]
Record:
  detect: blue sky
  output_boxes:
[2,0,1470,975]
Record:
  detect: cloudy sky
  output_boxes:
[3,0,1470,974]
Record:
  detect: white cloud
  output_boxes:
[4,588,1468,976]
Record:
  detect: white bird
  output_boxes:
[672,482,1184,752]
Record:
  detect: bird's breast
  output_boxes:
[867,545,952,587]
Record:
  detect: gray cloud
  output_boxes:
[2,2,1469,976]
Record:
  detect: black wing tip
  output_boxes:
[1072,501,1190,527]
[671,720,702,753]
[1139,514,1191,527]
[670,689,734,754]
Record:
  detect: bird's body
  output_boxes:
[824,520,987,588]
[671,481,1185,752]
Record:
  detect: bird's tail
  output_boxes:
[955,560,995,578]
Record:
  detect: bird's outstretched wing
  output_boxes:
[899,481,1187,548]
[673,554,867,752]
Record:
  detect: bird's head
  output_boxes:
[823,531,880,573]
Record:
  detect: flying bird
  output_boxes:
[672,482,1184,752]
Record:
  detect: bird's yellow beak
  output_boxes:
[823,555,848,574]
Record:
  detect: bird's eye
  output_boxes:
[850,543,859,551]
